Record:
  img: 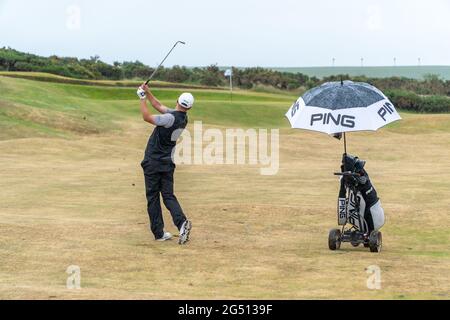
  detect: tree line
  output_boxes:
[1,47,449,112]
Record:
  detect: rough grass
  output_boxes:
[0,76,449,299]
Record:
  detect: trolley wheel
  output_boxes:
[369,231,382,253]
[328,229,342,251]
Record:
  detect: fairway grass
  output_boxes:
[0,76,449,299]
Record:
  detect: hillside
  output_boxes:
[0,75,295,140]
[271,66,450,80]
[3,48,450,95]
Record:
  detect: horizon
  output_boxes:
[4,47,450,69]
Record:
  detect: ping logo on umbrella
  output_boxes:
[290,101,300,117]
[378,102,395,122]
[310,113,356,128]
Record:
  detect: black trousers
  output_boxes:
[141,159,187,239]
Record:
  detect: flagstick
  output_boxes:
[224,68,233,103]
[230,71,233,103]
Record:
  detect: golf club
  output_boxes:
[145,41,186,85]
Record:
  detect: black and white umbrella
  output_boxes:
[285,80,401,152]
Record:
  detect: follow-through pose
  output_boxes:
[137,84,194,245]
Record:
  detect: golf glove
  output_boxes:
[137,87,146,100]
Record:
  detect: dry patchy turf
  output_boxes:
[0,76,449,299]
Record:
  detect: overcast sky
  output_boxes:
[1,0,450,67]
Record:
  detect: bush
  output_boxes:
[421,95,450,113]
[160,65,191,83]
[384,90,422,112]
[385,89,450,113]
[199,65,224,87]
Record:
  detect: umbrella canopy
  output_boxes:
[286,80,401,135]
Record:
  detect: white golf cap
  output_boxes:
[178,93,194,109]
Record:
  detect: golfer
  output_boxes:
[137,84,193,244]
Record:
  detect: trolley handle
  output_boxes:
[334,171,361,177]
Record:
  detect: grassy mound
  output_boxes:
[0,71,219,89]
[0,75,297,140]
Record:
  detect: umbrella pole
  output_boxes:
[343,132,347,155]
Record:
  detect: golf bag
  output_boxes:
[337,155,385,234]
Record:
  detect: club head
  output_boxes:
[178,41,186,45]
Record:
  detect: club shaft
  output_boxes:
[145,41,185,85]
[344,132,347,154]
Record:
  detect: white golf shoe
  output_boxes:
[156,232,173,242]
[179,220,192,245]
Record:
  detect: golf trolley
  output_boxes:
[328,172,382,253]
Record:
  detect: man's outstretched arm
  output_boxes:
[140,99,158,125]
[137,85,158,125]
[142,84,170,114]
[137,86,175,127]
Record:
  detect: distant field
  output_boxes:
[0,75,449,299]
[269,66,450,80]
